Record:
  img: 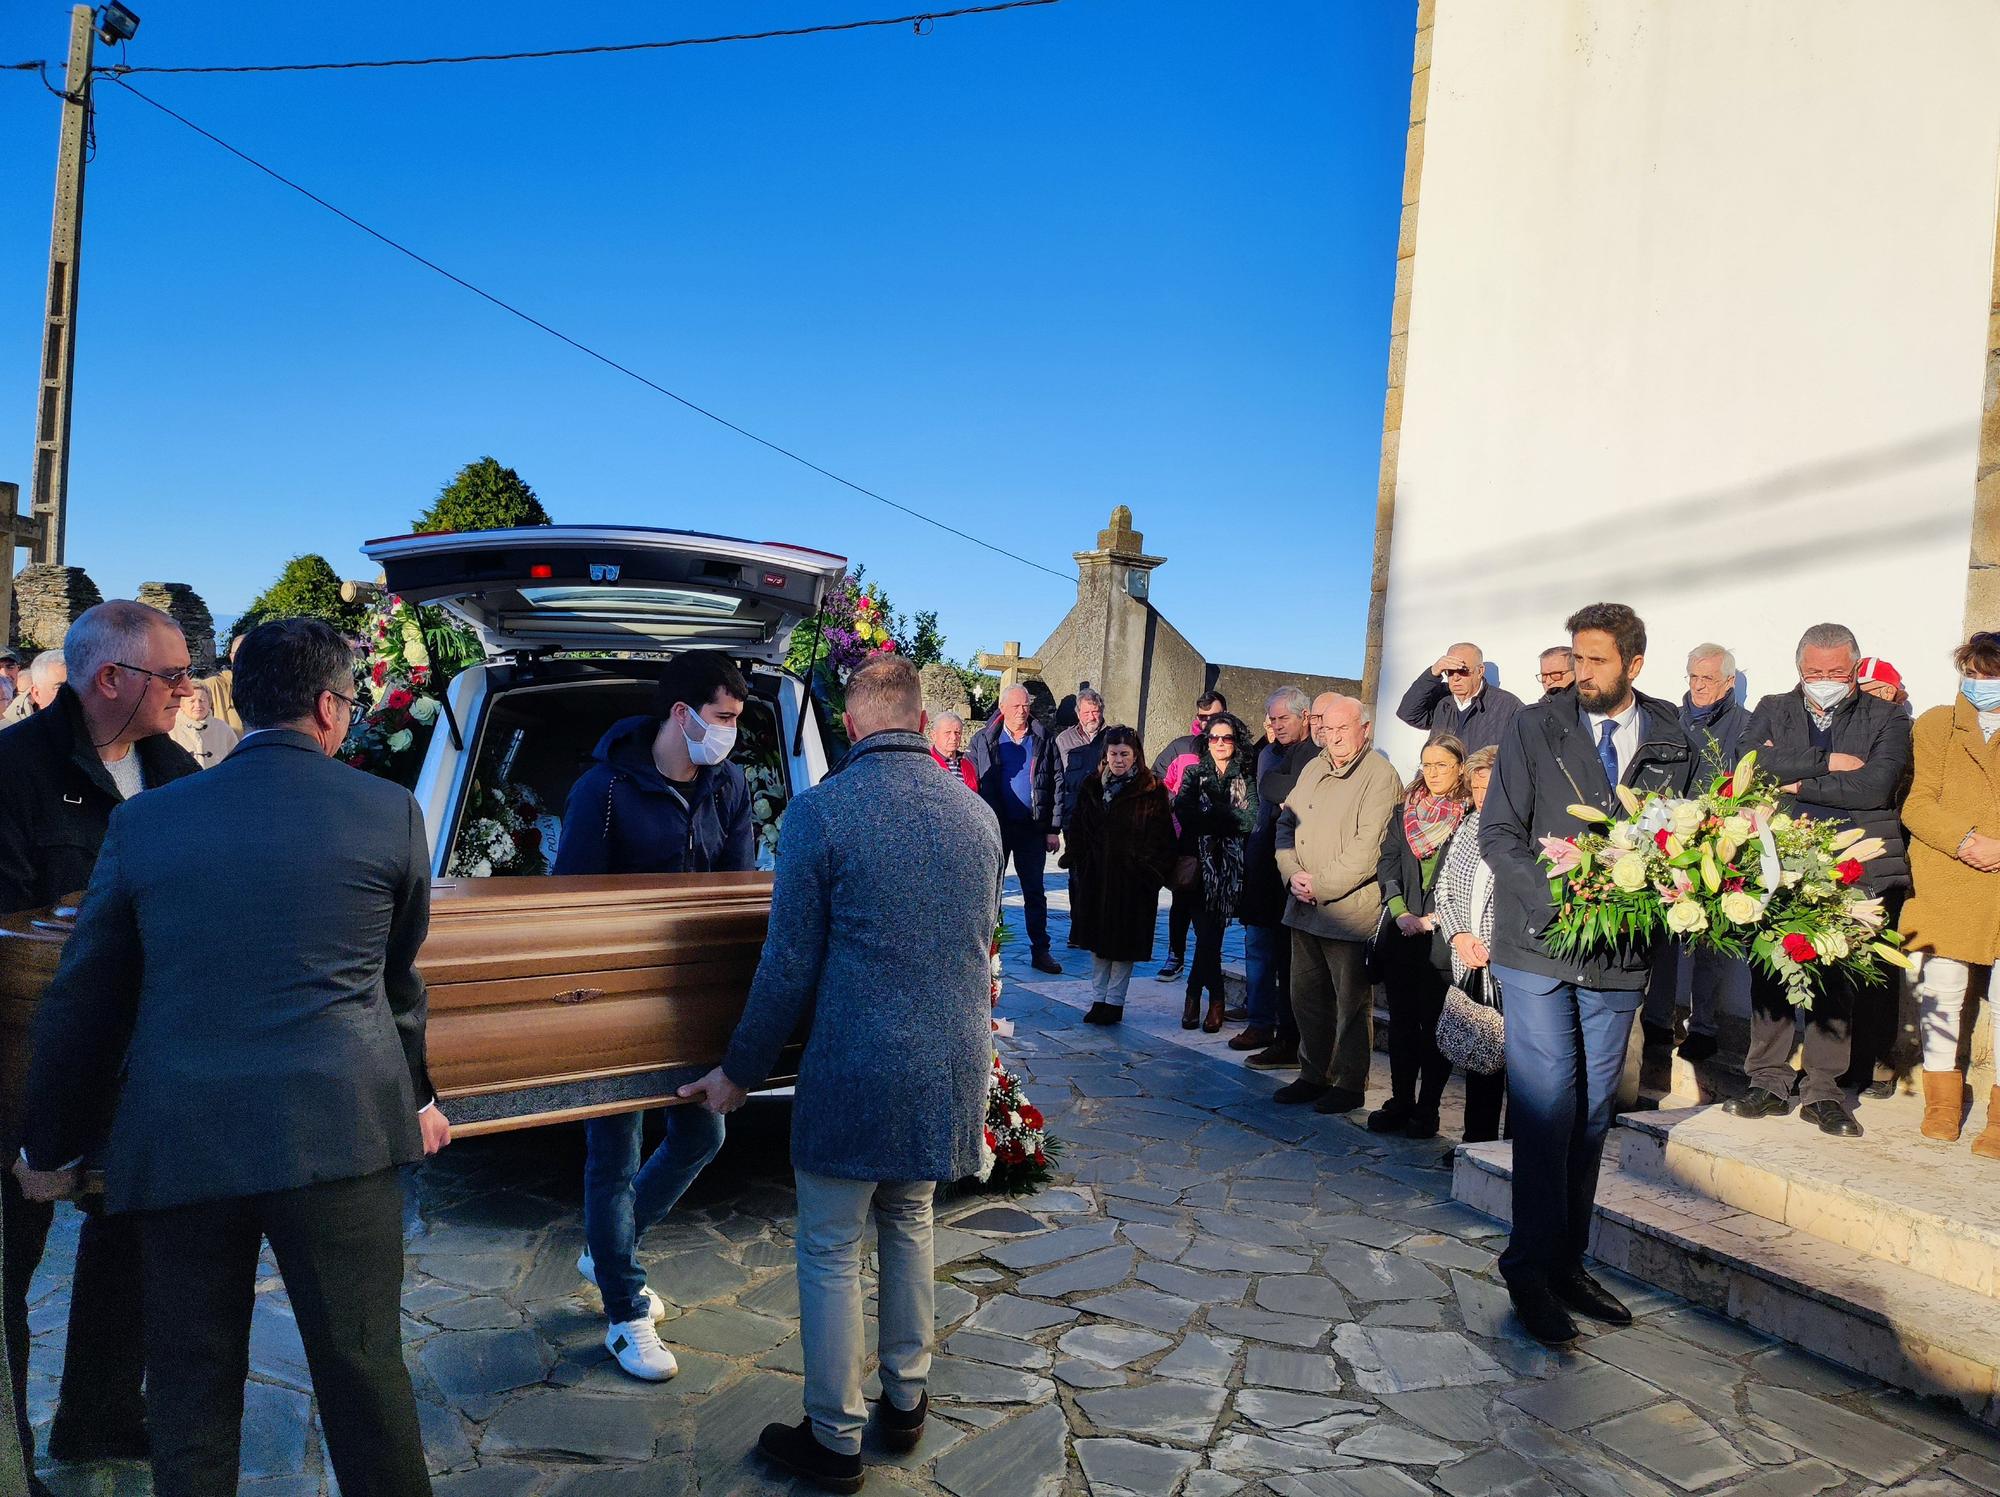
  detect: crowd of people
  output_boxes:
[5,588,2000,1495]
[947,604,2000,1347]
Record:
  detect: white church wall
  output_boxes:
[1378,0,2000,771]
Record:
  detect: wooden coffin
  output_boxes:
[0,871,795,1142]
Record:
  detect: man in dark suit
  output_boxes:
[12,618,449,1497]
[0,599,200,1486]
[1725,622,1913,1138]
[1481,603,1698,1347]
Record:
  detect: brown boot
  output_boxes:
[1920,1069,1965,1142]
[1973,1088,2000,1161]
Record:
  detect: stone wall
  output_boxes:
[1210,665,1361,722]
[1967,214,2000,630]
[137,582,217,672]
[12,564,101,651]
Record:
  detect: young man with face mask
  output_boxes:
[1726,623,1912,1139]
[553,650,757,1380]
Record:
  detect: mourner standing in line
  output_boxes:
[14,618,448,1497]
[0,601,198,1491]
[682,655,1004,1494]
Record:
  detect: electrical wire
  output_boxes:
[98,75,1079,585]
[100,1,1060,76]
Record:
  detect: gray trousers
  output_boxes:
[795,1171,935,1456]
[1290,930,1372,1090]
[1644,943,1733,1038]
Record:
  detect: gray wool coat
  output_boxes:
[721,729,1004,1182]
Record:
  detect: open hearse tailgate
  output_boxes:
[0,873,800,1140]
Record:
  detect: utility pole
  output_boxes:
[29,5,96,565]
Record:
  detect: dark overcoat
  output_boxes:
[1062,769,1177,963]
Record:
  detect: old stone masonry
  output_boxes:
[22,910,2000,1494]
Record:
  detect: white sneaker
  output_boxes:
[577,1251,667,1322]
[605,1317,679,1381]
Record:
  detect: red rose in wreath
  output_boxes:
[1018,1104,1044,1131]
[1835,859,1863,886]
[1653,828,1671,850]
[1781,933,1819,964]
[384,687,414,712]
[371,660,388,686]
[983,1127,997,1152]
[998,1140,1027,1165]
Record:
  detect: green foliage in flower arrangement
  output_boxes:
[238,553,368,637]
[413,457,552,534]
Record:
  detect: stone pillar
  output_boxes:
[1075,506,1167,741]
[11,563,101,651]
[1966,207,2000,630]
[1362,0,1435,712]
[137,582,217,671]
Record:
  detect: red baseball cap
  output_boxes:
[1856,657,1902,688]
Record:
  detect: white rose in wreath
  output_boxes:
[409,696,439,725]
[401,621,430,669]
[387,728,414,753]
[1720,890,1764,925]
[1670,801,1704,839]
[1610,853,1649,892]
[1664,900,1708,935]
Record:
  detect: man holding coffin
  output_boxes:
[13,618,449,1497]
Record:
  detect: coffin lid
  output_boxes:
[362,525,848,662]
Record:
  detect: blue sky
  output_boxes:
[1,0,1416,676]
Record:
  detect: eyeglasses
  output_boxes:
[326,686,359,716]
[1537,670,1571,684]
[1440,667,1472,679]
[1207,734,1238,746]
[115,661,196,688]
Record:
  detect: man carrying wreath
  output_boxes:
[1480,602,1700,1346]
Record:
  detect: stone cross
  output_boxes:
[975,640,1043,692]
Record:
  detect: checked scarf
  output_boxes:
[1401,783,1465,860]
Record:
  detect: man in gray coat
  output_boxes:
[13,618,450,1497]
[682,654,1003,1493]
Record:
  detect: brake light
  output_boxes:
[529,564,554,579]
[762,572,787,588]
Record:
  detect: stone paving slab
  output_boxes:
[25,885,2000,1495]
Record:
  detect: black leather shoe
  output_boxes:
[1800,1099,1862,1137]
[1401,1110,1440,1141]
[1031,952,1062,976]
[1367,1098,1414,1133]
[1722,1087,1792,1119]
[48,1416,149,1462]
[1313,1087,1366,1115]
[1506,1280,1580,1346]
[759,1419,864,1493]
[1641,1020,1675,1050]
[1553,1267,1632,1326]
[1676,1033,1719,1063]
[1271,1079,1328,1105]
[873,1391,928,1453]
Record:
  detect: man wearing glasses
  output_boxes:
[1395,641,1523,755]
[1536,647,1575,698]
[0,600,200,1490]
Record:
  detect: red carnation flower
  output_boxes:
[371,660,387,686]
[385,687,414,711]
[1654,829,1672,850]
[999,1140,1027,1165]
[1836,859,1863,886]
[1781,932,1818,964]
[1019,1104,1044,1130]
[983,1127,997,1151]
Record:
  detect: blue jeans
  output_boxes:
[1001,821,1051,955]
[1243,923,1284,1030]
[582,1106,727,1324]
[1491,964,1641,1287]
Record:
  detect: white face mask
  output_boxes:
[681,706,738,766]
[1801,678,1852,710]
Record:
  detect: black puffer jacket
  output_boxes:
[1240,738,1316,929]
[0,685,199,912]
[1741,687,1913,894]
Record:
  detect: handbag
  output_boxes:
[1171,854,1201,892]
[1361,907,1392,982]
[1436,967,1506,1075]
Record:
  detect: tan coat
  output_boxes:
[171,714,240,769]
[1900,696,2000,965]
[1275,746,1401,941]
[197,669,242,732]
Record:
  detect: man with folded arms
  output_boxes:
[14,618,448,1497]
[682,655,1003,1494]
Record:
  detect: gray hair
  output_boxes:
[1538,646,1573,666]
[1795,623,1859,669]
[928,710,966,739]
[1449,641,1483,662]
[1266,685,1310,718]
[64,600,179,692]
[1687,642,1736,676]
[28,648,66,688]
[1075,687,1105,712]
[1000,683,1030,705]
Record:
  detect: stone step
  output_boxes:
[1617,1097,2000,1301]
[1451,1138,2000,1426]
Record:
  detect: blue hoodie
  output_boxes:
[552,714,756,875]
